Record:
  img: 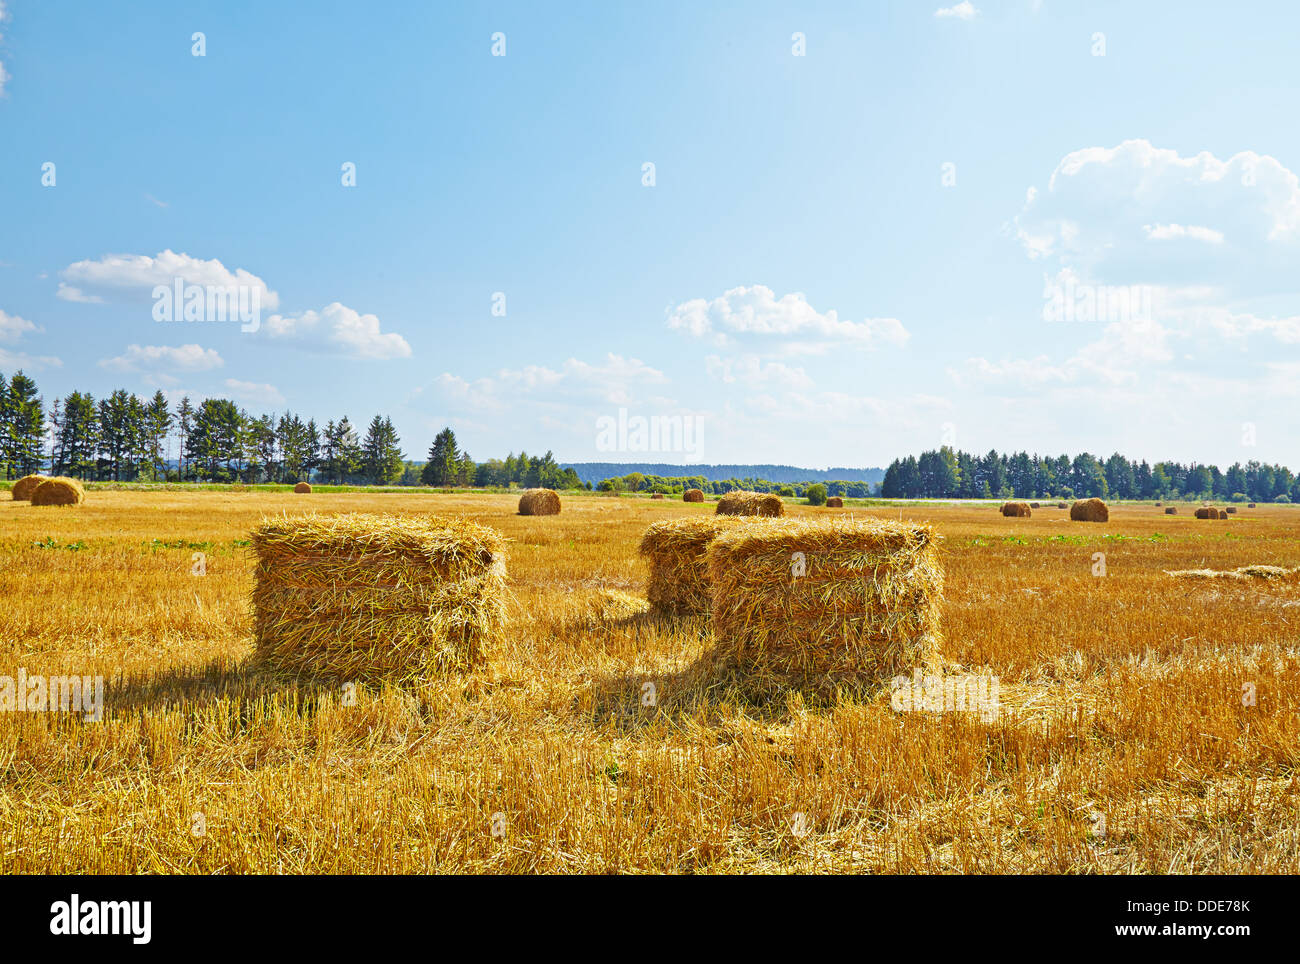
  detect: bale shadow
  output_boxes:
[573,649,895,733]
[102,656,345,718]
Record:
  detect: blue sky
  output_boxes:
[3,0,1299,468]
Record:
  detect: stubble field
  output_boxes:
[2,490,1298,873]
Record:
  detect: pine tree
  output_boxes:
[175,397,194,481]
[5,371,45,476]
[421,428,459,486]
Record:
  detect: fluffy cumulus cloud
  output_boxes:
[98,343,224,374]
[60,250,280,310]
[934,2,979,20]
[666,285,909,350]
[264,302,411,360]
[960,140,1300,405]
[1015,139,1300,290]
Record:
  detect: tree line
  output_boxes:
[595,472,874,498]
[881,447,1300,503]
[0,369,579,488]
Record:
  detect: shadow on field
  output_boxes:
[105,657,347,718]
[573,649,891,733]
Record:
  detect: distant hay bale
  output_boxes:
[683,488,704,503]
[1219,509,1229,519]
[1001,501,1031,518]
[1155,501,1162,507]
[1070,498,1108,522]
[518,488,561,515]
[826,497,844,508]
[1030,502,1040,508]
[1248,502,1257,508]
[1056,502,1068,508]
[651,493,665,500]
[251,513,507,681]
[1194,507,1218,520]
[715,490,784,517]
[30,477,85,507]
[1165,507,1177,515]
[293,482,312,494]
[1226,506,1237,514]
[706,518,943,692]
[11,474,49,501]
[638,517,749,618]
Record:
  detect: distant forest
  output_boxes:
[882,447,1300,503]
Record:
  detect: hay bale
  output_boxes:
[1165,507,1177,515]
[706,518,943,692]
[826,497,844,508]
[1069,498,1108,522]
[1001,501,1031,518]
[11,474,49,501]
[1248,502,1256,508]
[1218,509,1229,519]
[638,517,749,617]
[651,493,665,500]
[715,490,784,517]
[683,488,704,503]
[1225,506,1237,514]
[30,477,85,507]
[250,513,507,681]
[1056,502,1068,508]
[1030,502,1041,508]
[293,481,313,494]
[518,488,561,515]
[1194,507,1217,519]
[1155,501,1162,507]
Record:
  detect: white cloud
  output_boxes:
[61,250,280,310]
[0,348,61,371]
[705,353,814,389]
[0,307,59,369]
[667,285,909,349]
[1015,140,1300,291]
[98,344,224,374]
[223,378,285,407]
[55,283,104,304]
[431,353,667,413]
[952,315,1173,392]
[264,302,411,360]
[0,308,39,344]
[934,2,979,20]
[1143,223,1225,244]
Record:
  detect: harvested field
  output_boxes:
[3,491,1300,874]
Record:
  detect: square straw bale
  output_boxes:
[637,516,757,617]
[706,518,943,691]
[251,513,508,681]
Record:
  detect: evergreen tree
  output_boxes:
[421,427,460,486]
